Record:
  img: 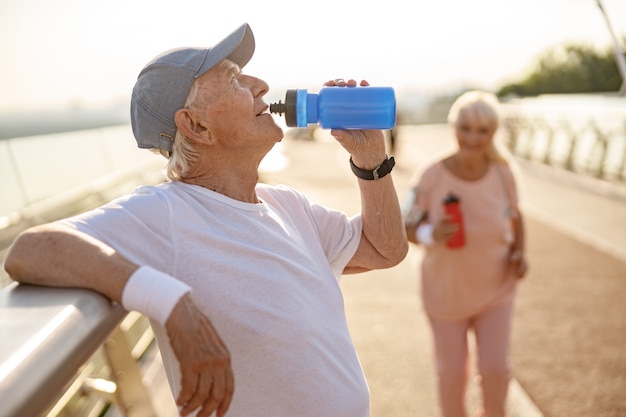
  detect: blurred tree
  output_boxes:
[497,43,624,97]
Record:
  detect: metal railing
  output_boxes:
[1,125,166,288]
[500,94,626,183]
[0,283,158,417]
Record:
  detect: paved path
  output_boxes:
[262,124,626,417]
[128,123,626,417]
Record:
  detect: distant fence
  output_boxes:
[0,125,164,220]
[0,125,165,288]
[499,94,626,182]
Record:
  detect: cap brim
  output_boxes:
[198,23,255,77]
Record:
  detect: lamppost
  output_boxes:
[596,0,626,96]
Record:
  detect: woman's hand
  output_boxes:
[433,217,461,243]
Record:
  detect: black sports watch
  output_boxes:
[349,156,396,180]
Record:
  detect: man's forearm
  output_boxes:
[357,174,408,266]
[4,223,135,303]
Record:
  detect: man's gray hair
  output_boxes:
[163,82,201,180]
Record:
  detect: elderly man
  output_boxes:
[5,23,407,417]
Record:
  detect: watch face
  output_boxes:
[375,156,395,179]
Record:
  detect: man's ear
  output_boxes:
[174,108,212,142]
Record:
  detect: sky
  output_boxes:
[1,0,625,113]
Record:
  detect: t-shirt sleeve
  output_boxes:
[260,184,362,280]
[58,185,175,273]
[310,204,362,279]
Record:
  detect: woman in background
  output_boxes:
[403,90,528,417]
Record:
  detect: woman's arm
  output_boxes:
[508,211,528,278]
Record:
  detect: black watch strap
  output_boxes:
[349,156,396,180]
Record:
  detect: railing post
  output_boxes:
[589,120,609,179]
[564,121,578,172]
[619,122,626,180]
[103,326,158,417]
[503,118,520,153]
[543,124,555,165]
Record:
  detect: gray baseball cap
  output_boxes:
[130,23,255,157]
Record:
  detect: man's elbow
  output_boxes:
[391,240,410,266]
[4,225,55,283]
[4,230,34,281]
[379,239,409,269]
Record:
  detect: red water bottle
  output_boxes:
[443,193,465,248]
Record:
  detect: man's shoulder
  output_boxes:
[129,181,190,198]
[256,182,301,199]
[256,183,312,211]
[107,183,173,211]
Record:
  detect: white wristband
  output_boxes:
[122,266,192,326]
[416,223,435,246]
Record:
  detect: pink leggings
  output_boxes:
[427,293,514,417]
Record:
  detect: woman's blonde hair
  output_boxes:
[447,90,509,164]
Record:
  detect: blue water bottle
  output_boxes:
[269,86,396,130]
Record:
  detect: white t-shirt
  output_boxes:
[60,181,369,417]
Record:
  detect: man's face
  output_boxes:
[189,59,283,152]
